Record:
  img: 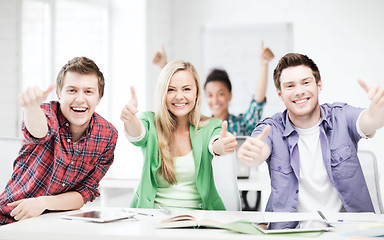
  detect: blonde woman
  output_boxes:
[121,60,237,211]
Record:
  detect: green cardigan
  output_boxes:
[130,112,225,210]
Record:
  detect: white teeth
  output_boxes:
[72,107,87,112]
[174,103,186,107]
[213,105,220,109]
[295,99,307,104]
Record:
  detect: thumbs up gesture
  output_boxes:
[237,125,271,167]
[120,86,139,124]
[260,40,274,64]
[18,83,56,109]
[220,121,237,154]
[152,44,167,68]
[120,86,143,137]
[212,121,237,156]
[357,79,384,136]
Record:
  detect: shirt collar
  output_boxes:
[282,105,332,137]
[56,102,95,136]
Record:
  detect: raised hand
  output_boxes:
[237,125,271,167]
[219,120,237,154]
[18,83,56,109]
[260,40,274,64]
[120,86,139,124]
[121,86,143,137]
[358,79,384,135]
[152,44,167,68]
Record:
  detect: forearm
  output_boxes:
[254,62,269,103]
[23,105,49,138]
[359,108,384,136]
[124,117,143,137]
[44,191,84,211]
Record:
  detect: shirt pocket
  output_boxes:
[269,156,294,190]
[330,144,359,179]
[269,156,293,174]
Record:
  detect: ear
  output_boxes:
[317,79,322,94]
[229,92,232,101]
[276,88,283,100]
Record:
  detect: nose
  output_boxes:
[175,90,183,99]
[75,92,85,103]
[294,85,305,96]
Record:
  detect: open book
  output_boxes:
[156,210,242,229]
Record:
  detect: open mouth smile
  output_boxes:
[71,107,88,113]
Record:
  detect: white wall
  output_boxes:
[146,0,384,201]
[0,0,21,137]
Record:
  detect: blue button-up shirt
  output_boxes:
[252,103,374,217]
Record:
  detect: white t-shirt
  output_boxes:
[294,112,368,212]
[294,122,343,212]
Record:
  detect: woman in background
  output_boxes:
[121,60,237,211]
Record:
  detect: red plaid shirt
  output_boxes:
[0,101,118,224]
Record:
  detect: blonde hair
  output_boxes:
[155,60,210,184]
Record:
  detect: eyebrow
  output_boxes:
[282,77,314,86]
[168,84,193,88]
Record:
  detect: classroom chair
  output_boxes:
[359,150,384,214]
[212,153,242,211]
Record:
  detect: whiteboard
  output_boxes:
[202,23,293,119]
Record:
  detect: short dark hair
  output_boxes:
[273,53,321,90]
[204,69,232,92]
[56,56,105,98]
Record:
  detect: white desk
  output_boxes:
[1,208,382,240]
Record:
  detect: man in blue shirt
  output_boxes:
[237,53,384,219]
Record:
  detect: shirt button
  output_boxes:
[296,190,299,193]
[289,145,292,149]
[67,139,71,143]
[62,183,66,187]
[65,123,69,127]
[278,166,282,171]
[71,161,74,165]
[339,157,343,161]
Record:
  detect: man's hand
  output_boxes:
[8,197,48,221]
[358,79,384,136]
[18,83,56,110]
[237,125,271,167]
[260,40,274,64]
[152,44,167,68]
[17,83,56,138]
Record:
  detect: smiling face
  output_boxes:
[204,81,232,120]
[277,65,322,128]
[166,70,197,122]
[58,71,101,134]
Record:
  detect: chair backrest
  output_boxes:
[358,150,384,214]
[212,153,242,211]
[0,136,22,192]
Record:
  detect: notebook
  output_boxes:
[235,136,250,179]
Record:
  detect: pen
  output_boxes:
[317,210,327,222]
[131,211,154,217]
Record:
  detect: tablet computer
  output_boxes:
[252,220,333,234]
[61,209,135,223]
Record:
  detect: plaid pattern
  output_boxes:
[227,98,266,136]
[0,101,117,224]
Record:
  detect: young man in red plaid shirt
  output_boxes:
[0,57,118,224]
